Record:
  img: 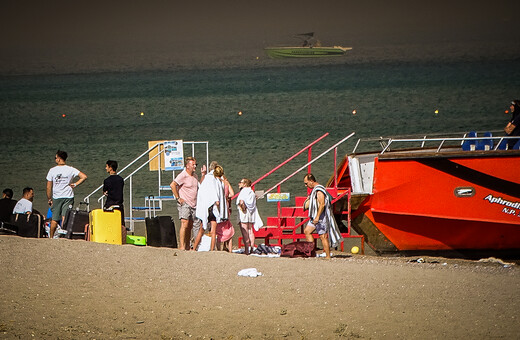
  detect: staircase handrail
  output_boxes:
[95,149,165,206]
[83,141,163,204]
[263,132,356,196]
[289,189,351,231]
[231,132,330,200]
[123,150,164,181]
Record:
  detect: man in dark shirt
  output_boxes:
[505,100,520,149]
[0,188,17,223]
[103,161,125,239]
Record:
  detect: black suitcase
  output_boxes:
[9,213,45,238]
[63,203,89,239]
[145,216,177,248]
[0,221,18,235]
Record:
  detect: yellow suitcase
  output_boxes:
[89,209,122,245]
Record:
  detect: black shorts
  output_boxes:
[208,206,216,222]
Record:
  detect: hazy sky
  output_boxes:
[1,0,519,72]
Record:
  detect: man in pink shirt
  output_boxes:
[170,157,206,250]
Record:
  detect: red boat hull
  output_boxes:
[344,151,520,257]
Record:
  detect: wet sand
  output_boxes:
[0,235,518,339]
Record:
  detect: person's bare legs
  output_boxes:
[191,219,201,249]
[248,223,255,251]
[304,224,315,243]
[178,219,190,250]
[240,222,251,254]
[209,221,217,251]
[192,226,204,251]
[184,220,193,250]
[225,238,233,253]
[50,220,58,238]
[319,233,331,258]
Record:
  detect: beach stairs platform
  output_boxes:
[239,187,364,253]
[127,185,176,224]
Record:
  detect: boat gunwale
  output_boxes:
[264,46,352,51]
[375,148,520,160]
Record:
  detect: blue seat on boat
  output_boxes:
[497,137,520,150]
[476,132,493,150]
[497,139,508,150]
[462,131,477,151]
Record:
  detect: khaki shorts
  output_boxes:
[177,202,196,220]
[51,197,74,221]
[177,202,201,238]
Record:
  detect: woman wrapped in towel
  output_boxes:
[215,174,235,252]
[236,178,263,255]
[193,165,228,251]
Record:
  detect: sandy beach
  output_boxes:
[0,235,518,339]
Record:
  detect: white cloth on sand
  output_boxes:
[236,186,264,231]
[237,268,262,277]
[307,184,343,248]
[195,171,229,231]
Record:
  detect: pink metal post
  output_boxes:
[231,132,329,200]
[334,147,338,188]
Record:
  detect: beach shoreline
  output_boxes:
[0,235,518,339]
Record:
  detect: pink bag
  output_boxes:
[216,220,234,242]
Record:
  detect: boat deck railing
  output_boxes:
[351,131,519,154]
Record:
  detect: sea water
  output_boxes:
[1,49,519,219]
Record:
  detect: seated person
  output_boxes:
[13,187,34,214]
[0,188,17,222]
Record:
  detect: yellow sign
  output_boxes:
[266,193,290,202]
[148,141,166,171]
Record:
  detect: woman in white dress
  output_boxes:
[236,178,262,255]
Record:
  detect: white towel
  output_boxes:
[237,268,262,277]
[237,187,256,212]
[236,187,264,231]
[196,172,228,230]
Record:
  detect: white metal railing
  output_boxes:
[83,141,163,206]
[351,131,519,154]
[83,140,209,232]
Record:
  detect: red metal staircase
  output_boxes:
[237,132,364,253]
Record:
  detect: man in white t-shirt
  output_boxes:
[46,150,87,238]
[12,187,34,214]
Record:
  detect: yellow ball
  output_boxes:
[351,246,359,254]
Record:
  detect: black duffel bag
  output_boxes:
[9,213,45,238]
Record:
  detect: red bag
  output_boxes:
[84,224,90,241]
[281,241,316,258]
